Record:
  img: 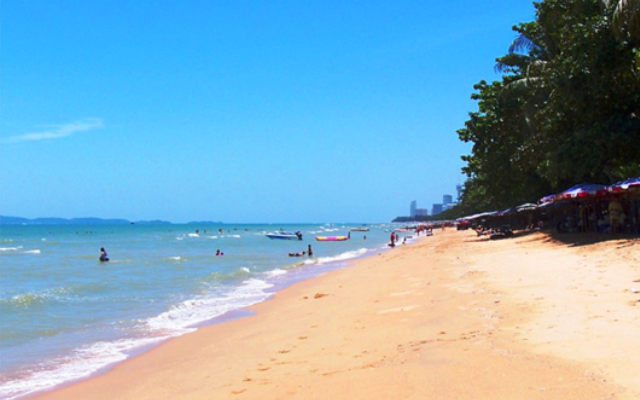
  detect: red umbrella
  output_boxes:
[608,177,640,194]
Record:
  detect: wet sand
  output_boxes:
[29,229,640,400]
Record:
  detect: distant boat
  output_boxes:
[266,231,303,240]
[349,227,369,232]
[315,236,349,241]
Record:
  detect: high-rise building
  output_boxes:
[443,194,453,204]
[410,200,417,217]
[456,184,462,201]
[431,204,443,215]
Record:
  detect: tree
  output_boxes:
[456,0,640,215]
[602,0,640,44]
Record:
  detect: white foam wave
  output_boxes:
[145,278,273,333]
[317,248,369,264]
[0,336,164,400]
[0,246,22,252]
[23,250,41,254]
[263,268,287,278]
[0,278,277,399]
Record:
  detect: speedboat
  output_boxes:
[265,231,303,240]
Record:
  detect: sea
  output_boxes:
[0,222,410,399]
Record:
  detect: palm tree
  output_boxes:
[494,21,557,138]
[602,0,640,44]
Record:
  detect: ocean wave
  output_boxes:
[316,248,369,264]
[23,250,41,254]
[2,293,47,308]
[263,268,287,278]
[145,278,273,333]
[0,335,164,400]
[203,267,252,282]
[0,284,109,311]
[0,246,22,252]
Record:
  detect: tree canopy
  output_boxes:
[457,0,640,215]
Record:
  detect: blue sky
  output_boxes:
[1,1,535,223]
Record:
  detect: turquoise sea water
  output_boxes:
[0,223,407,399]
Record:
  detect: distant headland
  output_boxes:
[0,216,222,225]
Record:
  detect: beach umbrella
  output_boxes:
[553,183,608,201]
[460,211,498,221]
[497,207,516,216]
[538,193,557,204]
[516,203,538,212]
[608,176,640,193]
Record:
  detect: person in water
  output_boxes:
[308,244,313,257]
[288,251,306,257]
[99,247,109,262]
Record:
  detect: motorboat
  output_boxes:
[265,231,303,240]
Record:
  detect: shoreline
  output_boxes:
[27,229,640,400]
[15,232,400,399]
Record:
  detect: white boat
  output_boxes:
[265,231,302,240]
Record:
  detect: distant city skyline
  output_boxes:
[409,184,462,218]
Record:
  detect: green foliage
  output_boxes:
[457,0,640,214]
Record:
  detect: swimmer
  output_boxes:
[99,247,109,262]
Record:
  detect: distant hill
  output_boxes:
[0,216,171,225]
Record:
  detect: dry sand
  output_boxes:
[29,229,640,400]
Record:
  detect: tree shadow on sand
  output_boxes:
[537,230,639,248]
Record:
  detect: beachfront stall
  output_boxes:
[457,177,640,235]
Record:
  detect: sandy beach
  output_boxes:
[29,229,640,400]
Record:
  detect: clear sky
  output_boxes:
[1,1,535,223]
